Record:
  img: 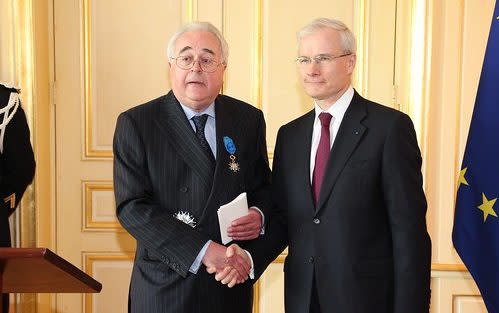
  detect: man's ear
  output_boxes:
[347,54,356,74]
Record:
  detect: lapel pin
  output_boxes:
[223,136,240,172]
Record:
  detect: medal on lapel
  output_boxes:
[223,136,240,172]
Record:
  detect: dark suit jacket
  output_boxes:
[249,91,431,313]
[113,91,271,313]
[0,84,36,248]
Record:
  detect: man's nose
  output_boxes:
[306,63,320,75]
[191,59,203,72]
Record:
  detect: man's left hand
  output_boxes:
[227,207,262,241]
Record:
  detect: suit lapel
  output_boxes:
[197,95,238,222]
[153,91,214,189]
[297,111,316,207]
[208,96,236,196]
[316,92,367,212]
[213,96,235,177]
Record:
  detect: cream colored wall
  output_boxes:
[2,0,496,312]
[0,0,16,84]
[0,1,53,312]
[425,1,496,312]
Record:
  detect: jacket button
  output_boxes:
[180,187,188,193]
[313,218,320,224]
[309,257,314,263]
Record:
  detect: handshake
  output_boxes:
[200,206,262,287]
[201,242,252,288]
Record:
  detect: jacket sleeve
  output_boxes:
[245,110,272,222]
[381,113,431,313]
[245,125,289,279]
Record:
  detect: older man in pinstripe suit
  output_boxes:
[113,21,271,313]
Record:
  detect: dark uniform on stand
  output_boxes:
[0,83,36,312]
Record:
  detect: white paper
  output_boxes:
[218,192,248,244]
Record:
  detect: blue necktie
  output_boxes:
[192,114,215,165]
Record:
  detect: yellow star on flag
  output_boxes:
[458,168,469,188]
[478,193,498,222]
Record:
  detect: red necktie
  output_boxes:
[312,112,333,206]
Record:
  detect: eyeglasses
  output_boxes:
[295,53,352,67]
[170,55,224,73]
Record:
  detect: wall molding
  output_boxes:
[82,0,113,159]
[83,181,122,232]
[83,252,135,313]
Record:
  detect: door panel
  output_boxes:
[54,0,183,312]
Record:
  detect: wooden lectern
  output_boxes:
[0,248,102,313]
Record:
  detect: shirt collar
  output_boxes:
[314,86,354,121]
[179,101,216,120]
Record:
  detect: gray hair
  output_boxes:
[297,18,357,54]
[167,21,229,65]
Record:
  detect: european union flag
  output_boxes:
[452,1,499,312]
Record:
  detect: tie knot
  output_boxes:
[192,114,209,132]
[318,112,333,127]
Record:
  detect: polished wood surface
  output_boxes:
[0,248,101,293]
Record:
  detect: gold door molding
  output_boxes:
[83,181,122,231]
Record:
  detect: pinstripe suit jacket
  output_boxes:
[113,91,271,313]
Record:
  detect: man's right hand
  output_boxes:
[217,244,252,287]
[202,241,250,286]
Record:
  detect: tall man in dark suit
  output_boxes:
[234,18,431,313]
[0,82,36,312]
[113,21,270,313]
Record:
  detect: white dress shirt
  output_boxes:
[310,87,354,183]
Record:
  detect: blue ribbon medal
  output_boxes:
[223,136,240,172]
